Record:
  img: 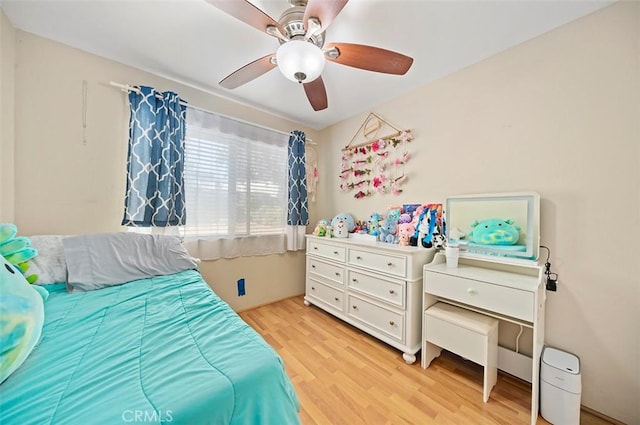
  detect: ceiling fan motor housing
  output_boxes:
[278,6,325,48]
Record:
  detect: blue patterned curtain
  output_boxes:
[122,86,187,227]
[286,130,309,250]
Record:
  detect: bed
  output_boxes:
[0,233,300,425]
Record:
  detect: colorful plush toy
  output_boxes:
[398,213,412,224]
[333,219,349,238]
[368,213,383,237]
[386,208,401,225]
[312,219,330,237]
[468,218,521,245]
[379,215,398,244]
[0,224,38,284]
[409,206,428,246]
[352,220,368,234]
[0,255,48,383]
[431,228,447,249]
[418,208,438,248]
[331,213,355,233]
[397,222,415,246]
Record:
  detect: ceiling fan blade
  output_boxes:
[303,77,328,111]
[206,0,280,34]
[304,0,348,31]
[325,42,414,75]
[219,54,276,89]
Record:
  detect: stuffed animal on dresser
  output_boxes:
[331,213,355,233]
[368,213,382,237]
[397,222,415,246]
[333,219,349,238]
[418,208,437,248]
[379,215,398,244]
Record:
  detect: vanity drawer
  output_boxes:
[425,272,534,322]
[348,294,404,342]
[347,270,405,308]
[307,279,344,314]
[308,258,345,286]
[308,240,346,262]
[348,249,407,278]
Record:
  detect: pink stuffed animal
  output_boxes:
[397,222,415,246]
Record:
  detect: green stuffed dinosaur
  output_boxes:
[0,254,47,383]
[0,224,38,284]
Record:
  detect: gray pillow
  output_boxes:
[64,233,198,292]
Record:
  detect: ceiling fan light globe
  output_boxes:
[276,40,325,83]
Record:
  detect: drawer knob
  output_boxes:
[389,321,395,326]
[467,288,478,295]
[389,289,395,294]
[313,246,318,250]
[333,251,339,255]
[311,286,315,290]
[335,272,340,276]
[311,265,316,268]
[387,262,394,267]
[356,256,362,260]
[352,278,358,283]
[352,305,358,310]
[334,297,339,301]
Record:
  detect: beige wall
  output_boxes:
[0,10,15,222]
[316,2,639,422]
[5,1,639,422]
[10,29,320,311]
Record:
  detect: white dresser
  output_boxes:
[304,235,435,364]
[422,253,545,425]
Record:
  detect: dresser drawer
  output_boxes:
[348,249,407,278]
[308,240,346,262]
[307,279,344,313]
[425,272,534,322]
[347,270,405,308]
[348,295,404,342]
[308,258,345,286]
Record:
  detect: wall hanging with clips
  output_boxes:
[339,112,413,198]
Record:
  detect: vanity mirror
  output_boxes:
[446,192,540,262]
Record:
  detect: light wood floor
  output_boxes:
[240,296,614,425]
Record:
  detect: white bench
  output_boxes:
[423,302,499,402]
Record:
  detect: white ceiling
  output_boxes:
[1,0,613,130]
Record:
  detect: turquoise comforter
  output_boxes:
[0,270,300,425]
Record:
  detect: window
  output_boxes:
[182,108,289,257]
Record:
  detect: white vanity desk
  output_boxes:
[422,253,545,425]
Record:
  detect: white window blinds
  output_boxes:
[182,108,289,259]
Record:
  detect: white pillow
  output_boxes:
[28,235,68,285]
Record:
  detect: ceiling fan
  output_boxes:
[206,0,414,111]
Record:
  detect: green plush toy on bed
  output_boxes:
[0,223,38,284]
[0,254,48,383]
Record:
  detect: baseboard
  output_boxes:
[498,346,532,383]
[580,405,626,425]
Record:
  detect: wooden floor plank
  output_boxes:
[239,296,614,425]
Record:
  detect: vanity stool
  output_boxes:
[423,302,499,402]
